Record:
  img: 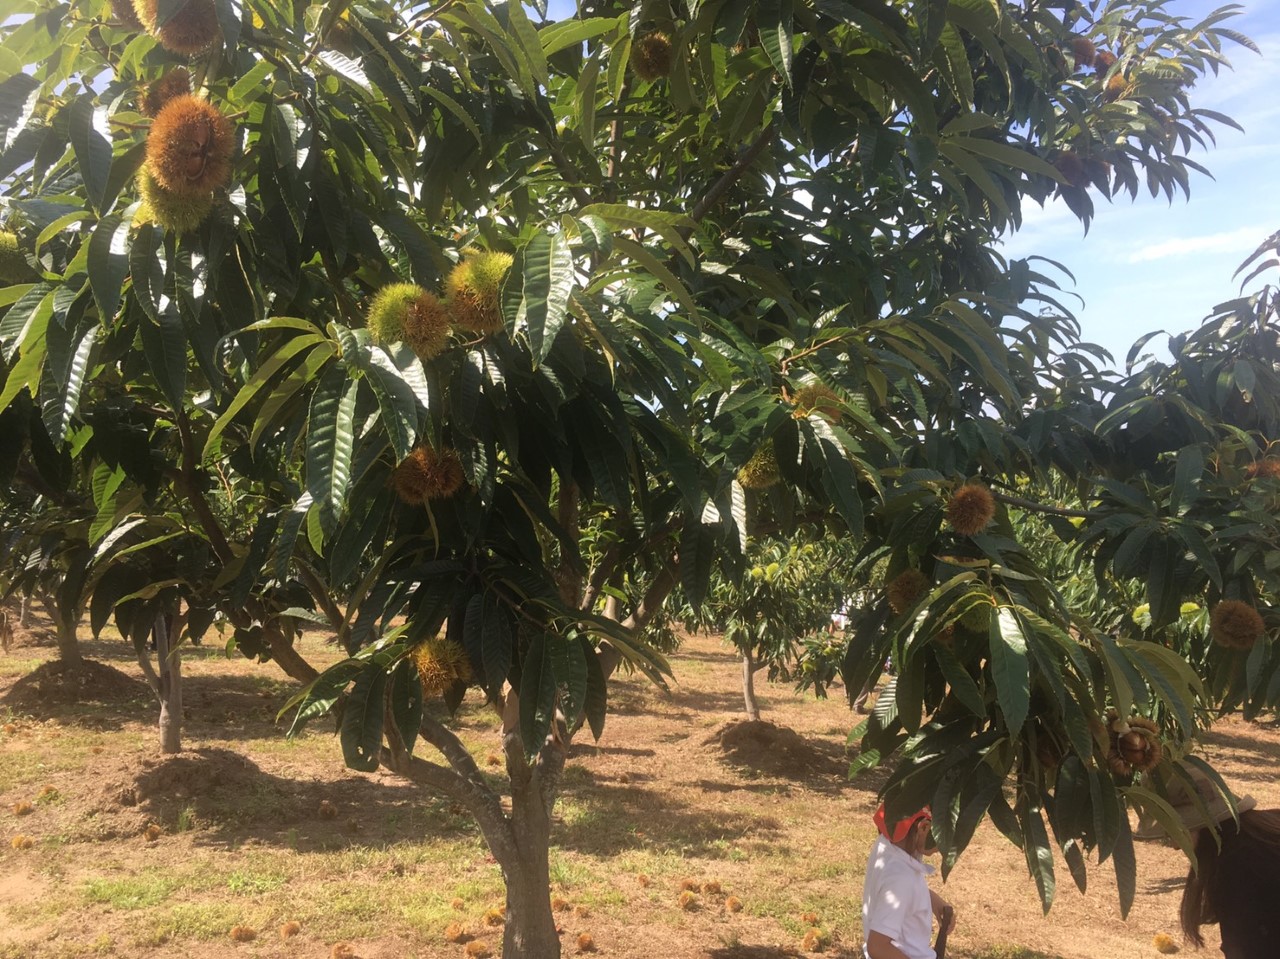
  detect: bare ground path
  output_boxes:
[0,616,1275,959]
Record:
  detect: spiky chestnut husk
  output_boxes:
[630,31,674,82]
[737,443,780,490]
[280,921,301,940]
[726,896,743,912]
[1210,600,1265,650]
[141,68,191,118]
[1104,72,1127,101]
[678,891,698,910]
[1070,36,1096,66]
[703,880,722,896]
[1053,151,1087,188]
[109,0,143,30]
[1153,933,1178,954]
[577,933,596,953]
[136,165,214,233]
[10,835,33,850]
[366,282,425,344]
[1117,724,1163,772]
[331,944,356,959]
[0,230,31,283]
[392,445,465,504]
[133,0,220,54]
[886,569,928,614]
[790,383,841,420]
[146,95,234,196]
[946,483,996,536]
[402,291,452,360]
[960,601,992,633]
[463,942,491,959]
[444,921,466,943]
[1245,457,1280,481]
[412,638,472,697]
[1094,50,1117,71]
[482,908,505,927]
[801,928,827,952]
[229,926,256,942]
[446,250,513,334]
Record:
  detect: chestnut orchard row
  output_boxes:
[0,1,1277,956]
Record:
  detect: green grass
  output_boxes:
[83,875,180,910]
[139,902,252,945]
[225,868,288,895]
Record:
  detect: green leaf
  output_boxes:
[581,635,607,740]
[204,337,329,458]
[389,659,423,756]
[69,96,111,213]
[87,213,130,322]
[49,324,97,443]
[340,659,389,772]
[1019,796,1056,913]
[480,598,512,698]
[757,0,794,86]
[540,15,620,57]
[305,366,359,529]
[549,632,588,729]
[1168,445,1203,516]
[140,312,187,411]
[989,608,1029,733]
[516,231,575,365]
[1112,802,1137,918]
[519,631,556,760]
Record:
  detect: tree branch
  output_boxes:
[295,559,347,632]
[991,490,1099,519]
[687,123,777,227]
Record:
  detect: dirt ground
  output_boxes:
[0,606,1276,959]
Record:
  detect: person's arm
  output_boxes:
[866,931,911,959]
[929,890,957,932]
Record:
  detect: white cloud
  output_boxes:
[1126,226,1270,263]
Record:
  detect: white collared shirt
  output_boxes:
[861,835,937,959]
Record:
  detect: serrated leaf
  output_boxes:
[305,366,359,528]
[69,96,111,213]
[990,608,1029,733]
[519,631,556,760]
[87,213,130,322]
[340,659,389,772]
[516,231,575,365]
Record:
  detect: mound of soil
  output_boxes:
[0,659,149,708]
[707,719,849,785]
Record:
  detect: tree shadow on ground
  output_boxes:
[555,775,786,859]
[95,745,476,851]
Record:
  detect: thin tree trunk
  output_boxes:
[502,774,560,959]
[19,594,30,628]
[742,650,761,721]
[54,609,82,668]
[265,619,319,683]
[155,615,182,754]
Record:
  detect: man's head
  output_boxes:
[874,804,936,860]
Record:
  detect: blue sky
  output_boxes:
[1000,0,1280,366]
[541,0,1278,366]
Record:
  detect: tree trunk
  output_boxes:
[19,594,30,628]
[741,650,761,721]
[155,615,182,754]
[265,620,319,683]
[54,610,82,668]
[502,773,560,959]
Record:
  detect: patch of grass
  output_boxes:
[174,805,197,832]
[139,902,250,945]
[226,869,287,895]
[83,875,179,910]
[961,949,1063,959]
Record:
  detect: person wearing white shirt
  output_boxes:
[862,804,956,959]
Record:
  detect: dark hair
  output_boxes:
[1180,808,1280,946]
